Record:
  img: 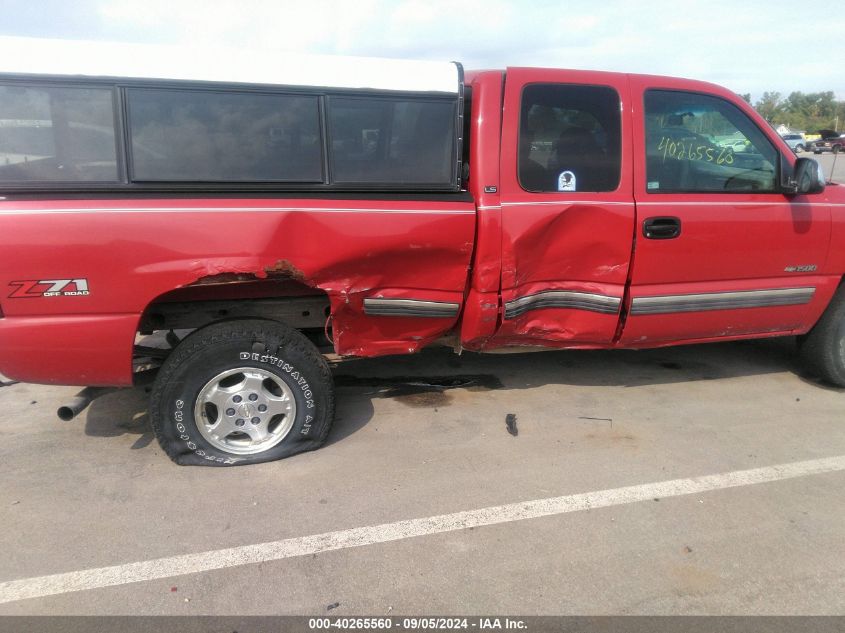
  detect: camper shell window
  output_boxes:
[0,84,118,183]
[0,76,463,193]
[328,97,456,185]
[127,89,323,183]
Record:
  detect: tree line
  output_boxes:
[738,91,844,133]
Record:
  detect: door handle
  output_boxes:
[643,216,681,239]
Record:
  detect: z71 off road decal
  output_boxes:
[8,279,90,298]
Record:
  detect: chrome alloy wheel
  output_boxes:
[193,367,297,455]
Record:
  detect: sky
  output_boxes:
[1,0,843,100]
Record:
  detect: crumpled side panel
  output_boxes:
[0,198,476,384]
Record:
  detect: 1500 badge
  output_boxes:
[8,279,90,298]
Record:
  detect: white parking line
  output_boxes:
[1,454,844,605]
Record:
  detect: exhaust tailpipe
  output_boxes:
[57,387,113,421]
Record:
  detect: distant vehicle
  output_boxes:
[722,138,751,152]
[781,133,805,153]
[808,130,844,154]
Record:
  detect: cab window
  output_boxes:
[518,84,621,193]
[644,90,778,193]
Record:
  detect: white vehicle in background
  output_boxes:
[781,133,805,153]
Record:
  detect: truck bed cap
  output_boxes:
[0,36,461,94]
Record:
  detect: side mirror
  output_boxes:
[785,157,825,195]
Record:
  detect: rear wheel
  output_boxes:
[799,284,845,387]
[150,319,334,466]
[833,145,841,154]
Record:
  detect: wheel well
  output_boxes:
[134,279,333,382]
[139,278,331,334]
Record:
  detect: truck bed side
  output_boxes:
[0,197,476,385]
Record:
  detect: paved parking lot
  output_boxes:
[807,149,845,182]
[1,335,844,615]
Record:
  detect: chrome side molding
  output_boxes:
[363,298,461,318]
[630,287,816,315]
[505,291,621,319]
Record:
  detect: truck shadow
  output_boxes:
[84,386,155,449]
[326,336,842,445]
[83,337,840,452]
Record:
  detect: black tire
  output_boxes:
[834,145,841,155]
[150,319,334,466]
[814,150,822,155]
[799,284,845,387]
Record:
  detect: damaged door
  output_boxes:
[491,69,635,347]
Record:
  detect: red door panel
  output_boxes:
[621,75,832,345]
[488,68,635,348]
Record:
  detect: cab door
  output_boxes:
[489,68,635,348]
[620,77,833,345]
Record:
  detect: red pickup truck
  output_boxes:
[0,44,840,466]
